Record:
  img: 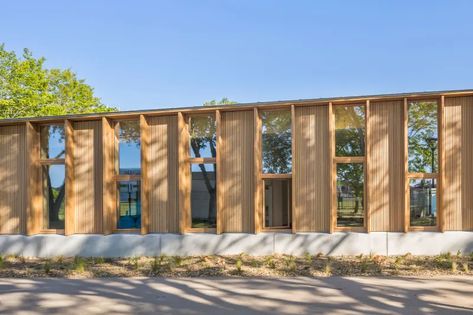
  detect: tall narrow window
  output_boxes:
[333,104,366,229]
[115,120,141,229]
[189,114,217,230]
[40,124,66,230]
[261,110,292,229]
[407,100,438,228]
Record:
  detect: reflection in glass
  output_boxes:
[117,181,141,229]
[191,164,216,228]
[336,163,364,227]
[261,110,292,174]
[335,105,365,157]
[410,179,436,226]
[118,120,141,175]
[189,115,216,158]
[408,101,438,173]
[40,125,65,159]
[42,165,65,229]
[264,179,292,228]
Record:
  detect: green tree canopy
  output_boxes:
[0,44,115,119]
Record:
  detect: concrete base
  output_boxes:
[0,232,472,257]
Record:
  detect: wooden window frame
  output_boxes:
[38,122,67,234]
[257,107,294,232]
[185,113,219,233]
[113,119,142,233]
[330,102,368,232]
[404,98,442,232]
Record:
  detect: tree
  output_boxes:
[0,44,116,119]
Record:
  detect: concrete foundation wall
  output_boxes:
[0,232,472,257]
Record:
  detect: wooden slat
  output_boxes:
[294,105,330,232]
[254,108,263,233]
[439,96,445,232]
[178,112,190,233]
[220,110,255,233]
[368,101,404,232]
[291,105,296,233]
[365,100,371,232]
[64,120,75,235]
[403,98,409,232]
[216,110,223,234]
[328,102,335,233]
[102,117,115,234]
[148,115,179,233]
[140,115,150,235]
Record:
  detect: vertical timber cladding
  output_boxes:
[147,115,179,233]
[71,120,103,233]
[368,101,404,232]
[0,125,26,234]
[220,110,255,233]
[444,96,473,230]
[294,105,330,232]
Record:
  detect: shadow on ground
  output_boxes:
[0,276,472,314]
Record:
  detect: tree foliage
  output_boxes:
[0,44,115,119]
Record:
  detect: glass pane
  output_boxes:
[189,115,216,158]
[408,101,438,173]
[410,178,437,226]
[335,105,365,157]
[42,164,65,229]
[264,179,292,228]
[118,120,141,175]
[40,125,65,159]
[191,163,216,228]
[117,181,141,229]
[261,110,292,174]
[336,163,364,227]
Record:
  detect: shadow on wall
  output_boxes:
[0,277,472,314]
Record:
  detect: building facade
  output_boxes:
[0,90,473,257]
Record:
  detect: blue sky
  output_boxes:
[1,1,472,111]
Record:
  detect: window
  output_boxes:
[407,100,438,228]
[335,105,365,157]
[115,120,141,229]
[264,179,292,228]
[117,181,141,229]
[409,179,436,227]
[191,164,216,228]
[260,110,292,229]
[333,104,366,229]
[261,110,292,174]
[336,163,364,227]
[39,124,66,230]
[188,114,217,230]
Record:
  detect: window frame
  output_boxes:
[259,108,294,232]
[113,119,142,232]
[331,102,368,232]
[405,98,441,231]
[38,122,66,234]
[186,112,218,233]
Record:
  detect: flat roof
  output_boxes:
[1,88,473,125]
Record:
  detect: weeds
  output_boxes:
[0,256,4,269]
[304,252,313,265]
[73,256,86,273]
[235,258,243,273]
[264,256,276,269]
[44,260,51,274]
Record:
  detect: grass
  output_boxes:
[0,253,471,278]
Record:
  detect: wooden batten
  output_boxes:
[365,100,371,233]
[177,112,189,233]
[64,119,75,235]
[140,115,150,235]
[290,105,296,233]
[253,108,263,233]
[439,95,446,232]
[403,98,409,232]
[328,102,335,233]
[102,117,115,234]
[215,110,223,234]
[26,122,41,235]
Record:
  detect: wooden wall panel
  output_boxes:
[220,110,254,233]
[444,96,473,230]
[72,121,103,234]
[294,105,330,232]
[368,101,404,232]
[0,125,26,234]
[148,115,179,233]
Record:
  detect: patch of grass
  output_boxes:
[451,261,458,273]
[55,256,64,264]
[173,256,184,267]
[44,260,51,274]
[304,252,313,265]
[0,256,4,269]
[73,256,86,273]
[324,261,332,275]
[235,258,243,273]
[284,255,297,272]
[94,257,105,264]
[462,263,469,273]
[264,255,276,269]
[151,256,160,274]
[129,257,139,270]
